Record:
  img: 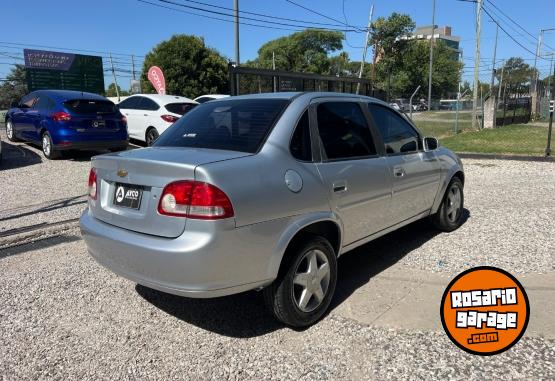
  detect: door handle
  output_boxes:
[332,181,348,194]
[143,114,149,117]
[394,167,406,177]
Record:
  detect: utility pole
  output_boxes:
[234,0,240,95]
[497,63,504,101]
[109,53,120,102]
[131,54,136,80]
[356,4,374,95]
[272,51,277,92]
[472,0,483,130]
[427,0,436,111]
[234,0,240,66]
[490,24,499,93]
[546,52,555,157]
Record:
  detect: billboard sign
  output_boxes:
[24,49,104,94]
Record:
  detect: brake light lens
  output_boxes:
[158,180,234,219]
[161,114,179,123]
[88,168,97,200]
[52,111,71,121]
[121,115,127,124]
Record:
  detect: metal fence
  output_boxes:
[228,65,386,100]
[496,97,532,126]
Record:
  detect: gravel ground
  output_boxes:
[1,132,554,379]
[0,234,553,380]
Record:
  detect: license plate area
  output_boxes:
[113,183,143,210]
[92,120,106,128]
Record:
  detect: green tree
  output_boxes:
[0,65,27,109]
[249,29,344,74]
[370,13,415,99]
[387,40,461,99]
[496,57,537,98]
[140,35,229,98]
[105,82,130,97]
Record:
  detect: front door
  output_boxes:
[367,103,441,223]
[313,100,392,246]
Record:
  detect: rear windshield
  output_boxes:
[154,99,288,153]
[64,99,117,115]
[165,102,197,116]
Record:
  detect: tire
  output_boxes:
[145,127,159,147]
[41,132,60,160]
[5,119,19,142]
[263,234,337,327]
[431,177,464,232]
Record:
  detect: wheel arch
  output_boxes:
[266,214,343,281]
[431,168,465,214]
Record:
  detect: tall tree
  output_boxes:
[140,35,229,98]
[370,13,415,100]
[249,29,344,74]
[0,65,27,109]
[496,57,537,97]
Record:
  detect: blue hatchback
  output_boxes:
[5,90,129,159]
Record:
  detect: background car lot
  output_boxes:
[0,128,554,379]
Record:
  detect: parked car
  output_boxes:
[393,98,411,112]
[5,90,128,159]
[80,92,465,327]
[193,94,230,104]
[117,94,198,146]
[389,102,401,111]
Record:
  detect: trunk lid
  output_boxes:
[89,147,250,238]
[63,99,125,136]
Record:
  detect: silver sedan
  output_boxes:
[80,92,464,327]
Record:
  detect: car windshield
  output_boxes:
[64,99,117,115]
[165,102,197,115]
[154,99,288,153]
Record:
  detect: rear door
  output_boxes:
[31,96,55,142]
[367,103,441,223]
[312,99,391,245]
[117,96,143,139]
[138,97,161,137]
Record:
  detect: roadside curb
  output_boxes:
[457,152,555,163]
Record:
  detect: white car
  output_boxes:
[117,94,198,146]
[193,94,230,104]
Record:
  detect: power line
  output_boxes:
[284,0,367,32]
[171,0,352,29]
[0,41,144,58]
[137,0,303,32]
[158,0,360,32]
[342,0,365,49]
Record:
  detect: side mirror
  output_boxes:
[424,137,439,152]
[10,101,18,108]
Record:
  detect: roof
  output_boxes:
[209,92,385,104]
[35,90,108,102]
[127,93,197,104]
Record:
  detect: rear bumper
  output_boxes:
[54,140,129,151]
[79,209,279,298]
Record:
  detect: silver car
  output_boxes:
[80,92,464,327]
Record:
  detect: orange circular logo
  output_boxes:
[440,267,529,356]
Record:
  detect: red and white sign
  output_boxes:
[147,66,166,95]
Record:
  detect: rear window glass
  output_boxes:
[154,99,288,153]
[165,103,197,115]
[64,99,116,115]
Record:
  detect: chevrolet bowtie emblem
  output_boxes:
[117,168,128,178]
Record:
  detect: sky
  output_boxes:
[2,0,555,90]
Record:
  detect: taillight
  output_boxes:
[121,115,127,124]
[88,168,97,200]
[158,180,234,219]
[161,114,179,123]
[52,111,71,121]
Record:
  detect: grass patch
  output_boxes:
[416,110,473,121]
[415,120,474,139]
[439,124,549,156]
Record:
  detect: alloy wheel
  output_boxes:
[42,135,51,156]
[446,184,462,223]
[6,121,13,139]
[292,249,331,313]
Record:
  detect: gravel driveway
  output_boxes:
[1,134,554,380]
